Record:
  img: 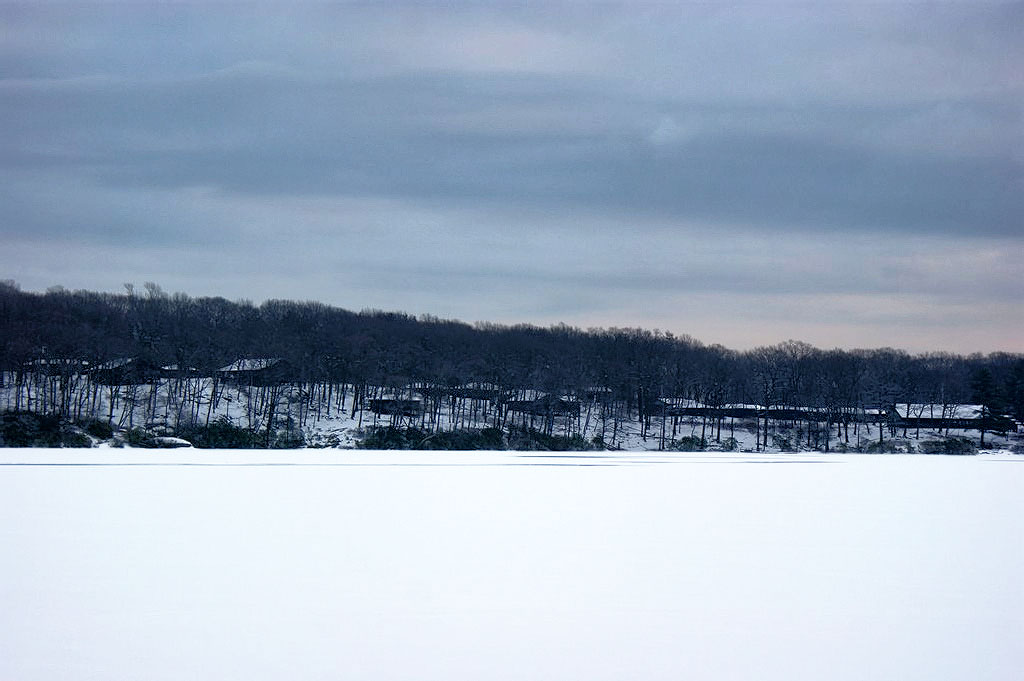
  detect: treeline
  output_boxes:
[1,281,1022,430]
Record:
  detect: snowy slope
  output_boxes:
[4,374,1018,451]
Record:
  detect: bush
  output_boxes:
[418,427,505,450]
[270,430,305,449]
[1,412,54,447]
[358,426,594,451]
[0,411,92,448]
[477,427,506,450]
[771,434,792,451]
[505,427,594,451]
[177,419,262,449]
[357,426,412,449]
[863,439,910,454]
[717,437,739,452]
[124,427,159,448]
[919,438,977,455]
[63,431,92,447]
[81,419,114,440]
[306,432,343,448]
[673,436,706,451]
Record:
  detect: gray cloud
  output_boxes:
[1,2,1021,352]
[3,68,1018,237]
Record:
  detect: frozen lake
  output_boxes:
[2,449,1021,680]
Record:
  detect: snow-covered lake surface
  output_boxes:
[2,450,1021,680]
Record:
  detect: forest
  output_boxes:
[1,281,1021,450]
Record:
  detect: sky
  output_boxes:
[1,1,1021,353]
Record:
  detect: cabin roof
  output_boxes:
[218,358,284,373]
[892,403,985,419]
[26,358,90,367]
[93,358,134,370]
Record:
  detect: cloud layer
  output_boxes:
[2,2,1021,352]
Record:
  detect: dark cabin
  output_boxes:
[450,383,508,401]
[579,386,614,403]
[90,358,162,385]
[217,358,295,386]
[413,385,450,399]
[24,358,90,377]
[368,399,423,417]
[413,383,507,401]
[890,404,1017,433]
[505,395,580,417]
[159,364,202,380]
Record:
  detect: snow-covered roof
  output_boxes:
[457,382,504,391]
[218,358,283,373]
[513,389,548,401]
[26,358,90,367]
[893,404,986,419]
[93,358,134,370]
[662,398,707,409]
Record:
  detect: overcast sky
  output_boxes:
[2,2,1021,353]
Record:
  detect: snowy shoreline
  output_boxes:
[1,447,1020,465]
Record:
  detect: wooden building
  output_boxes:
[368,398,423,417]
[89,358,162,385]
[217,358,295,386]
[505,395,580,417]
[24,358,90,377]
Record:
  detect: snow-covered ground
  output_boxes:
[5,374,1019,451]
[2,449,1021,680]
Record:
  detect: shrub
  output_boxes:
[863,439,910,454]
[270,430,305,449]
[950,438,977,455]
[177,419,262,449]
[673,436,706,451]
[506,427,593,451]
[476,427,506,450]
[771,434,792,451]
[357,426,412,449]
[81,419,114,440]
[307,432,343,448]
[718,437,739,452]
[66,431,92,447]
[417,427,506,450]
[1,411,59,447]
[358,425,594,451]
[124,427,159,448]
[919,438,977,455]
[0,411,92,448]
[1,412,51,447]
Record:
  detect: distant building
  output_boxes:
[368,398,423,417]
[506,395,580,417]
[24,358,90,376]
[159,364,202,379]
[890,403,1016,432]
[217,358,295,386]
[90,358,161,385]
